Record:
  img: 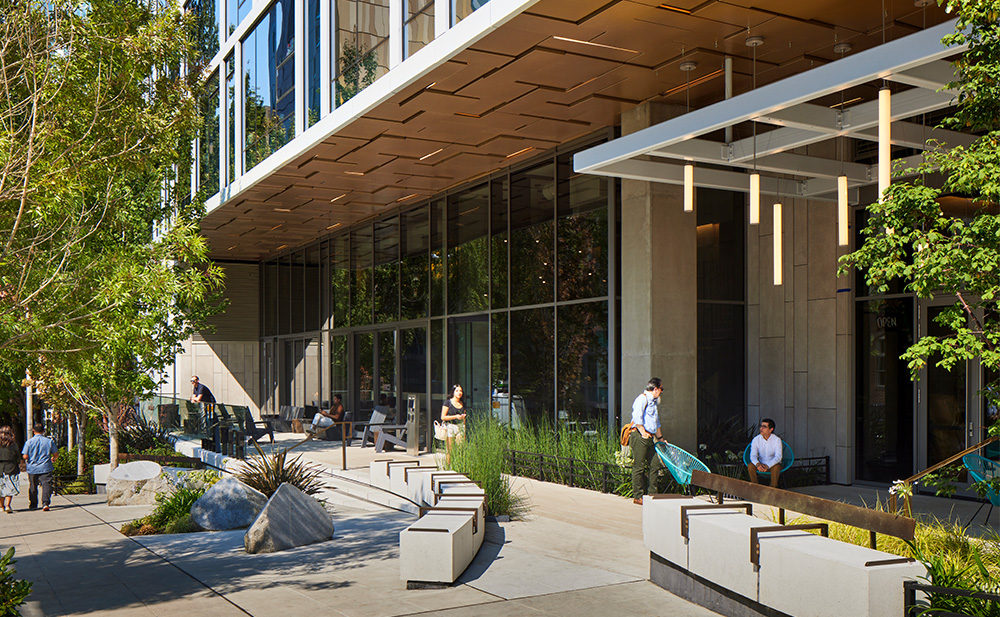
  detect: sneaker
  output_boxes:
[633,498,643,505]
[42,506,49,511]
[4,508,11,514]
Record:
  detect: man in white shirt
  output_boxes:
[628,378,667,504]
[747,418,783,487]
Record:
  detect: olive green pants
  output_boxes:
[630,431,667,499]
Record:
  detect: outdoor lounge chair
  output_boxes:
[240,408,274,445]
[962,453,999,528]
[360,409,407,452]
[743,441,794,487]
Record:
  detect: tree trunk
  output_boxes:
[108,409,119,471]
[76,414,87,476]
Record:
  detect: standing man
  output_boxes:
[747,418,783,487]
[190,375,215,404]
[629,378,667,504]
[22,423,57,511]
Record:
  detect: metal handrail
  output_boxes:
[889,435,999,515]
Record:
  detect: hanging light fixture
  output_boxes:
[878,87,891,202]
[747,36,763,225]
[834,42,852,247]
[680,60,697,213]
[773,202,783,286]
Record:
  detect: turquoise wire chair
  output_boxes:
[655,442,710,491]
[962,454,999,528]
[742,440,794,486]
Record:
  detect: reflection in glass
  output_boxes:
[400,327,427,444]
[189,0,219,60]
[696,189,744,302]
[556,154,606,301]
[856,298,914,482]
[401,206,430,320]
[511,163,554,306]
[289,250,304,334]
[244,0,295,171]
[491,178,508,308]
[378,330,397,415]
[374,217,399,323]
[226,55,235,184]
[330,334,348,409]
[510,307,554,423]
[331,234,350,328]
[279,255,292,335]
[430,199,446,316]
[557,302,608,424]
[927,306,967,467]
[448,184,489,314]
[405,0,434,58]
[200,72,220,198]
[306,0,321,127]
[305,244,322,331]
[452,0,489,24]
[356,331,374,419]
[431,319,445,412]
[449,317,489,410]
[351,226,373,326]
[334,0,390,108]
[491,312,507,395]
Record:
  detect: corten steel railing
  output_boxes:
[888,435,1000,515]
[507,449,629,495]
[691,470,917,552]
[903,580,1000,616]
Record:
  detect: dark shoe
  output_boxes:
[28,506,37,511]
[42,506,49,511]
[633,498,643,505]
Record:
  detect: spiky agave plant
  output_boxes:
[236,441,325,498]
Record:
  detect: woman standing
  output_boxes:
[440,384,468,463]
[0,426,20,513]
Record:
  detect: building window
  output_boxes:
[306,0,321,127]
[228,0,251,35]
[452,0,489,25]
[199,71,220,198]
[510,163,555,307]
[405,0,434,58]
[447,183,489,315]
[334,0,390,108]
[243,0,295,171]
[189,0,220,60]
[226,54,236,183]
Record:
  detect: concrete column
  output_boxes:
[620,102,698,453]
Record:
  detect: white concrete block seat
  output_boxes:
[642,484,925,617]
[369,460,487,587]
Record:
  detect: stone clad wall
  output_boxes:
[748,184,853,483]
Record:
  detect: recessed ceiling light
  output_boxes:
[829,96,863,109]
[506,146,534,159]
[396,193,419,202]
[345,170,365,176]
[658,3,691,14]
[552,36,638,55]
[326,222,342,230]
[274,207,291,212]
[330,193,347,202]
[419,148,444,161]
[275,244,287,250]
[270,224,282,230]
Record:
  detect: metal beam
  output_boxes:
[852,121,975,150]
[886,60,957,91]
[575,19,962,175]
[650,141,871,182]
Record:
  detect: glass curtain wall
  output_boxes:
[306,0,322,127]
[243,0,295,171]
[333,0,390,108]
[452,0,489,25]
[199,71,220,198]
[226,55,236,184]
[190,0,220,61]
[405,0,434,58]
[262,141,617,433]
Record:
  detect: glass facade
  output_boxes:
[190,0,220,61]
[334,0,390,108]
[405,0,434,58]
[452,0,489,25]
[243,0,295,171]
[199,71,220,198]
[260,141,617,430]
[306,0,322,127]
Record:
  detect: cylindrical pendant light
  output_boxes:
[749,173,760,225]
[684,164,694,212]
[878,87,891,202]
[838,175,849,246]
[773,202,783,286]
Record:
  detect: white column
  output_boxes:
[294,0,305,136]
[434,0,449,37]
[389,0,403,69]
[320,0,332,115]
[219,61,228,188]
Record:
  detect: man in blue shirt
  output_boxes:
[628,378,667,504]
[22,423,58,511]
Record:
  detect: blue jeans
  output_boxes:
[28,472,53,509]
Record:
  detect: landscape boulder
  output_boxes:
[190,478,268,531]
[244,483,333,554]
[106,461,172,506]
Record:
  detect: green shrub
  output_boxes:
[237,442,325,498]
[446,414,525,519]
[163,514,202,535]
[148,486,203,529]
[0,547,32,616]
[119,415,171,454]
[52,446,81,476]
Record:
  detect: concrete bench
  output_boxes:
[368,461,487,587]
[642,495,925,617]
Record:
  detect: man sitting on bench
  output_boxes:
[747,418,782,487]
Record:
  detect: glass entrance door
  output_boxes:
[449,316,489,410]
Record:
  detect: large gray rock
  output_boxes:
[190,478,268,531]
[244,483,333,554]
[106,461,172,506]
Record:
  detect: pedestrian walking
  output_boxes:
[0,426,20,513]
[22,423,57,511]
